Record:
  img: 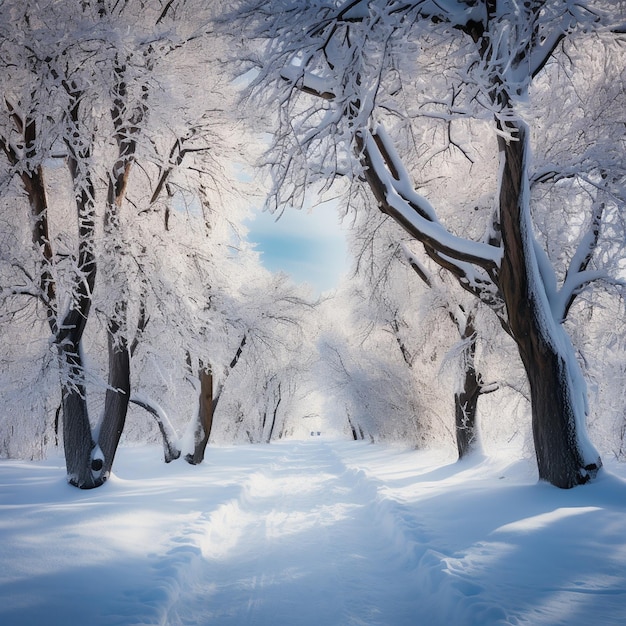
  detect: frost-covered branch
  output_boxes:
[358,124,507,316]
[129,393,181,462]
[556,200,604,321]
[149,134,212,206]
[400,243,433,288]
[361,125,502,269]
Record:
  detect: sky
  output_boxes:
[245,201,350,295]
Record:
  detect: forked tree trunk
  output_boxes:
[185,336,247,464]
[497,123,601,488]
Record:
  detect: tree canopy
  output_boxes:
[0,0,625,489]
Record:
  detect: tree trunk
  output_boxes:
[265,382,282,443]
[346,411,362,441]
[455,387,480,459]
[97,321,131,480]
[454,313,481,459]
[497,123,601,488]
[185,368,214,465]
[58,341,100,489]
[184,337,247,464]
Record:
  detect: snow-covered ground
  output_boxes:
[1,440,625,626]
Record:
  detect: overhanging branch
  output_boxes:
[357,126,501,273]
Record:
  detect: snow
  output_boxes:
[1,441,625,625]
[514,121,601,472]
[364,128,503,267]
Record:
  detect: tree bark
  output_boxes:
[455,386,480,459]
[185,336,247,464]
[97,322,131,480]
[185,368,214,465]
[58,341,100,489]
[497,123,601,488]
[453,312,481,459]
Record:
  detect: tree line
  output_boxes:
[1,0,625,489]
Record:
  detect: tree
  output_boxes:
[343,184,501,457]
[211,272,318,444]
[316,274,432,445]
[126,261,318,457]
[0,0,238,486]
[231,0,626,486]
[403,247,501,458]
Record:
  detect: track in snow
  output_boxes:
[156,442,425,626]
[2,440,625,626]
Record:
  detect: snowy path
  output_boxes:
[1,440,626,625]
[164,442,422,625]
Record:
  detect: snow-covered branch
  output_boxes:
[400,243,433,288]
[556,200,604,319]
[361,125,502,269]
[357,124,508,315]
[129,393,181,463]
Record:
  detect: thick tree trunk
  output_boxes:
[497,123,601,488]
[58,342,100,489]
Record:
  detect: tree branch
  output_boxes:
[129,393,181,462]
[149,133,204,205]
[360,125,502,271]
[557,201,604,321]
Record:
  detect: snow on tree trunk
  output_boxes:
[497,122,601,488]
[129,394,181,463]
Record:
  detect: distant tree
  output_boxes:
[231,0,626,487]
[127,263,317,459]
[211,272,318,445]
[317,278,430,445]
[403,247,501,458]
[346,183,504,456]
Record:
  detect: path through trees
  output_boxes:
[2,440,625,625]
